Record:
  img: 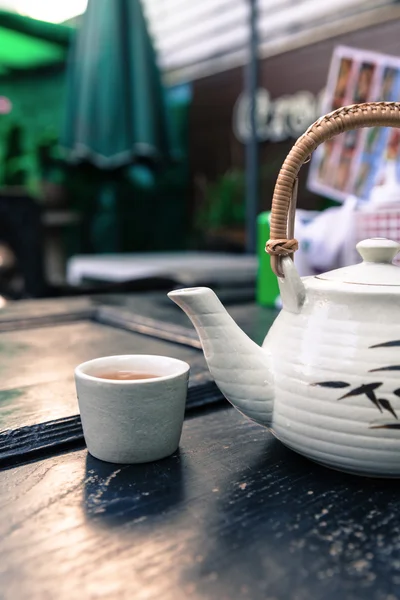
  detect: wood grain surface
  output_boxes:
[0,380,224,469]
[0,291,278,473]
[0,297,94,331]
[0,322,208,433]
[0,293,277,435]
[1,407,400,600]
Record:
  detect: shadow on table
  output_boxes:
[191,439,400,598]
[83,450,185,526]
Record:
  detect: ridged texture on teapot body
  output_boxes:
[265,286,400,477]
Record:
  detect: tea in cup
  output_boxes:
[75,354,190,463]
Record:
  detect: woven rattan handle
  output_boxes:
[266,101,400,277]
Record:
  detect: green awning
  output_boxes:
[0,10,71,74]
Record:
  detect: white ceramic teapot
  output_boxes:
[169,102,400,478]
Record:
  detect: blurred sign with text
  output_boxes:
[233,88,325,143]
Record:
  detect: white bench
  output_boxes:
[67,252,257,286]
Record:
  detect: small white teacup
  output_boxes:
[75,355,190,464]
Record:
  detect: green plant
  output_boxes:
[195,168,246,231]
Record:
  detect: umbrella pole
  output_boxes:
[245,0,259,254]
[92,182,119,253]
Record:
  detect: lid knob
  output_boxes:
[356,238,400,264]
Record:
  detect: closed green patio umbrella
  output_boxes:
[61,0,170,168]
[60,0,171,252]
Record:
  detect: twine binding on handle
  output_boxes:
[266,101,400,277]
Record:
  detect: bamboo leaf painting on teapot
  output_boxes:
[313,339,400,430]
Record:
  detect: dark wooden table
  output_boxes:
[1,291,400,600]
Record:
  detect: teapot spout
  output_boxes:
[168,287,274,426]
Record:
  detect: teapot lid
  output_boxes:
[316,238,400,286]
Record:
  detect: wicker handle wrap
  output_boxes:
[266,101,400,276]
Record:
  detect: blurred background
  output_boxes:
[0,0,400,302]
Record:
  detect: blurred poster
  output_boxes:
[308,46,400,203]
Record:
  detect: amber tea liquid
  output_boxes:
[95,371,160,381]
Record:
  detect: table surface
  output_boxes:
[1,290,400,600]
